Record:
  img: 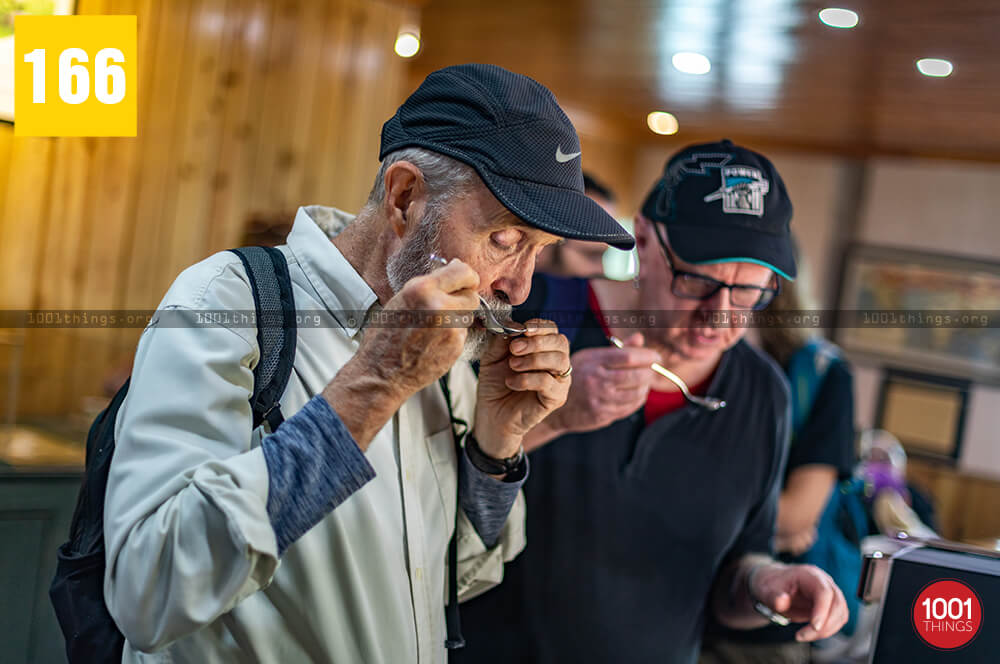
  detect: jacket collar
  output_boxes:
[286,205,378,338]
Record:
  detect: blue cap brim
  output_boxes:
[666,223,796,280]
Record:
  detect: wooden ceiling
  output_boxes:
[408,0,1000,161]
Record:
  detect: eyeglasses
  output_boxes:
[653,227,780,311]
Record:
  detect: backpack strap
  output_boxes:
[786,337,842,438]
[438,371,468,649]
[228,247,298,431]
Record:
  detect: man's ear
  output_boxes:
[633,214,669,269]
[383,161,427,239]
[633,214,652,252]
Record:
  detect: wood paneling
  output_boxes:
[412,0,1000,162]
[0,0,412,421]
[907,458,1000,543]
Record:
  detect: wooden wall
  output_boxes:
[0,0,413,421]
[907,458,1000,544]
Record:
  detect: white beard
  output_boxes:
[385,209,494,362]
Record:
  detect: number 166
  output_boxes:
[23,48,126,105]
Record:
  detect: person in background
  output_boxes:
[454,140,848,664]
[700,262,857,664]
[534,172,618,278]
[857,429,937,539]
[760,261,857,558]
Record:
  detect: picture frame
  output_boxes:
[875,369,970,463]
[0,0,78,124]
[835,244,1000,385]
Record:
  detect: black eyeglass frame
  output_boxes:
[650,224,781,311]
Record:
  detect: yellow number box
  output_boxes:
[14,15,137,137]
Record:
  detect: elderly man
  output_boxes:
[103,64,633,663]
[455,140,848,663]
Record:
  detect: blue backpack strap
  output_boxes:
[228,247,298,431]
[538,275,591,347]
[786,337,842,437]
[787,340,861,635]
[800,477,868,635]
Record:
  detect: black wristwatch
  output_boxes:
[464,433,526,479]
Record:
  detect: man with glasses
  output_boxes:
[454,140,847,664]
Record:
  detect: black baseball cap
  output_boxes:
[640,139,796,280]
[380,63,634,250]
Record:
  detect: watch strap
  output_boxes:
[464,433,525,478]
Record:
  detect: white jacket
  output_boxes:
[104,206,526,663]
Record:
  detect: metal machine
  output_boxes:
[859,534,998,662]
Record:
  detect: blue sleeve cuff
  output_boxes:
[262,394,376,555]
[458,446,528,548]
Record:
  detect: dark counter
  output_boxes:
[0,470,83,664]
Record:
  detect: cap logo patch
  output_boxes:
[677,152,732,175]
[555,145,582,163]
[703,164,770,217]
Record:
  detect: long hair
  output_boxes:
[758,237,817,368]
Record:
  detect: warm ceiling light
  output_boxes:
[394,31,420,58]
[916,58,953,77]
[671,52,711,75]
[647,111,679,136]
[818,8,859,29]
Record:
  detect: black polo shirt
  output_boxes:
[712,355,856,645]
[453,275,791,664]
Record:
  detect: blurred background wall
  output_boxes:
[0,0,413,423]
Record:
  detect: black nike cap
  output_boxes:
[380,63,635,250]
[640,139,796,279]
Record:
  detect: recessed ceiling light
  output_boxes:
[647,111,679,136]
[671,52,711,75]
[818,8,859,29]
[394,31,420,58]
[916,58,953,77]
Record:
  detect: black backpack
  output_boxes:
[49,247,298,664]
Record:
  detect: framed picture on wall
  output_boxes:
[875,369,970,463]
[835,244,1000,385]
[0,0,78,123]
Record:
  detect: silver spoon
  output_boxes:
[609,335,726,411]
[428,254,526,337]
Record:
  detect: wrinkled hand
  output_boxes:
[751,563,849,641]
[352,258,479,396]
[475,319,571,458]
[775,527,818,556]
[547,333,661,435]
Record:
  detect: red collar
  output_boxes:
[587,282,714,425]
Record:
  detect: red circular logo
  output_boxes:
[912,579,983,650]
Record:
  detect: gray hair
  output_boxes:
[363,147,478,217]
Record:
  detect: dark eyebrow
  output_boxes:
[674,264,774,290]
[664,238,772,288]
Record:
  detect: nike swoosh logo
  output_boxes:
[555,146,582,163]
